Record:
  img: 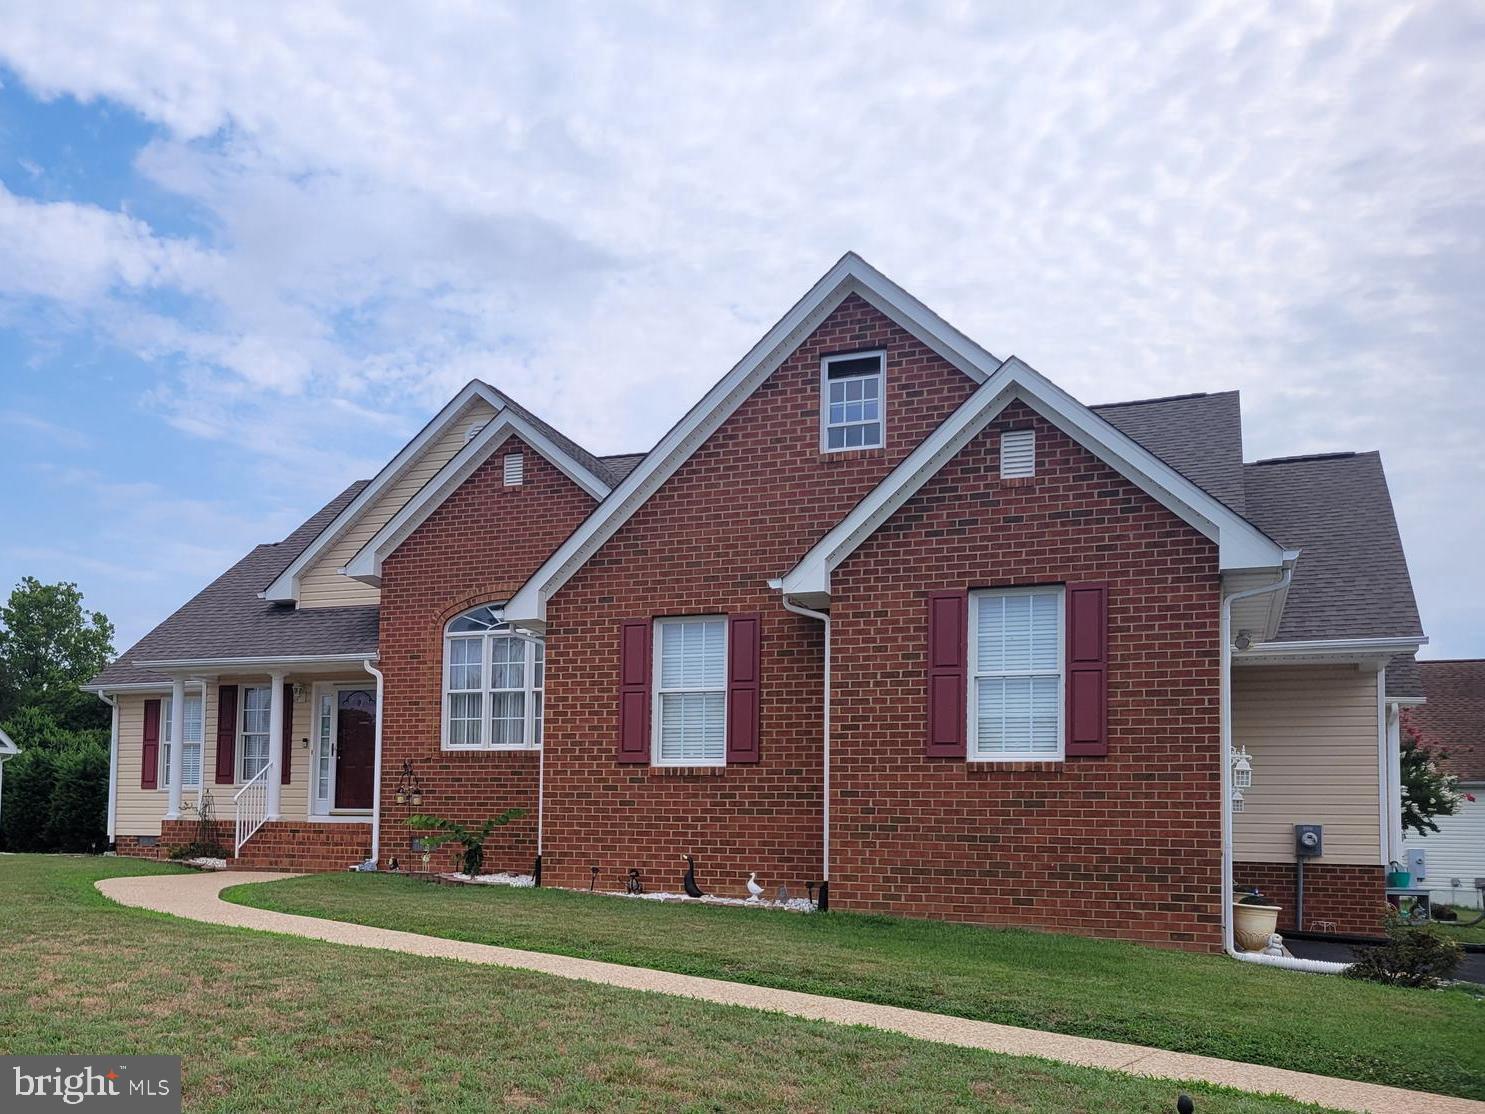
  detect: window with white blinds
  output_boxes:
[653,616,727,765]
[442,604,544,749]
[970,586,1064,760]
[240,686,273,780]
[1000,428,1036,477]
[160,693,203,788]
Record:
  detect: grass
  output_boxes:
[0,857,1334,1114]
[1432,908,1485,946]
[229,872,1485,1101]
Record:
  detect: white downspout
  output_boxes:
[98,691,119,847]
[363,659,385,868]
[774,583,831,901]
[1223,567,1347,974]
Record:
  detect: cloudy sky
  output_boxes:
[0,2,1480,657]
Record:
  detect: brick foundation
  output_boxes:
[1234,860,1387,937]
[114,835,168,860]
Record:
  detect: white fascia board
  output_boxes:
[781,357,1289,599]
[504,253,1001,623]
[342,411,612,584]
[1235,635,1428,660]
[137,652,378,669]
[260,380,507,602]
[0,726,16,756]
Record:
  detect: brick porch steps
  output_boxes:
[227,820,373,872]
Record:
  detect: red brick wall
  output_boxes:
[114,835,167,860]
[1235,861,1387,936]
[377,434,598,872]
[540,294,978,899]
[827,402,1224,949]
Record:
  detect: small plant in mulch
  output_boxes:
[167,792,229,861]
[404,810,525,877]
[1345,907,1463,988]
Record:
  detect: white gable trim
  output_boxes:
[342,410,611,586]
[0,726,17,757]
[503,253,1000,624]
[780,356,1291,603]
[261,380,510,602]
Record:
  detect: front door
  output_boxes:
[334,689,376,810]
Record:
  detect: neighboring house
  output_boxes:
[0,726,17,834]
[86,254,1425,949]
[1403,660,1485,909]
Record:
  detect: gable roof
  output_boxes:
[0,726,16,757]
[1094,391,1246,514]
[261,380,617,603]
[1240,452,1423,643]
[342,408,612,585]
[1403,660,1485,782]
[781,359,1291,604]
[87,482,380,689]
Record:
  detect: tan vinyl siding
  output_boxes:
[298,398,498,608]
[1233,665,1383,865]
[112,675,370,836]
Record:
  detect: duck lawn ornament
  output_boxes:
[806,881,816,907]
[626,868,644,894]
[682,855,705,898]
[746,872,764,902]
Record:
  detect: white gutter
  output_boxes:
[139,652,378,669]
[363,658,385,868]
[1222,567,1349,974]
[97,691,119,845]
[1234,635,1426,660]
[773,581,831,902]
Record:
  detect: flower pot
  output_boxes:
[1233,902,1282,951]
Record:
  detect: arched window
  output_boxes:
[443,604,544,750]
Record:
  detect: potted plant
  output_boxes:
[1233,888,1283,951]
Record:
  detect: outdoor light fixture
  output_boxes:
[1231,745,1254,790]
[1231,788,1245,813]
[394,759,424,807]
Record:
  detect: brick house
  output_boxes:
[88,254,1425,951]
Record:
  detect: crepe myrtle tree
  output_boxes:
[1400,725,1462,837]
[405,810,526,876]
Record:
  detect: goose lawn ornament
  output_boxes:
[682,855,705,898]
[746,872,764,902]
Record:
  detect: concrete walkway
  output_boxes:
[97,871,1483,1114]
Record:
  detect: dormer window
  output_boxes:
[821,351,884,452]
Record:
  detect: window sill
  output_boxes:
[647,765,726,777]
[441,745,541,756]
[966,759,1066,775]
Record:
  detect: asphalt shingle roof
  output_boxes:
[1403,660,1485,782]
[1093,391,1247,513]
[88,482,379,688]
[1240,452,1423,642]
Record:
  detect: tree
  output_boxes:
[0,749,58,852]
[1400,726,1460,837]
[0,578,115,731]
[46,738,109,852]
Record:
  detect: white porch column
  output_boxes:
[267,672,285,820]
[165,676,187,820]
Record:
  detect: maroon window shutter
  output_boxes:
[1066,582,1109,757]
[925,590,968,758]
[280,682,294,784]
[215,684,239,784]
[726,614,761,764]
[617,620,651,764]
[141,699,161,790]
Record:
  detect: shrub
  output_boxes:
[1345,907,1464,988]
[405,810,525,876]
[46,739,109,852]
[1,749,58,852]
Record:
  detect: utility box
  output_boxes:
[1295,824,1323,858]
[1406,848,1426,882]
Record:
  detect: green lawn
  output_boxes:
[1433,910,1485,946]
[228,872,1485,1101]
[0,857,1332,1114]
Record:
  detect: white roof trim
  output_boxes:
[0,726,17,757]
[780,356,1291,601]
[261,380,509,603]
[342,410,611,586]
[504,252,1000,623]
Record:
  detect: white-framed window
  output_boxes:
[315,690,333,804]
[1000,428,1036,477]
[653,616,727,766]
[160,692,203,789]
[969,586,1065,761]
[821,350,885,452]
[239,685,273,781]
[442,604,544,749]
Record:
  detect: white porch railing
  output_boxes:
[233,761,275,855]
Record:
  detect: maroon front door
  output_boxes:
[335,689,376,810]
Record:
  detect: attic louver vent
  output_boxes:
[504,453,524,486]
[1000,429,1035,478]
[466,422,486,443]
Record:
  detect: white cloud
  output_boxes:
[0,1,1481,651]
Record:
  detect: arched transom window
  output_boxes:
[443,604,544,749]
